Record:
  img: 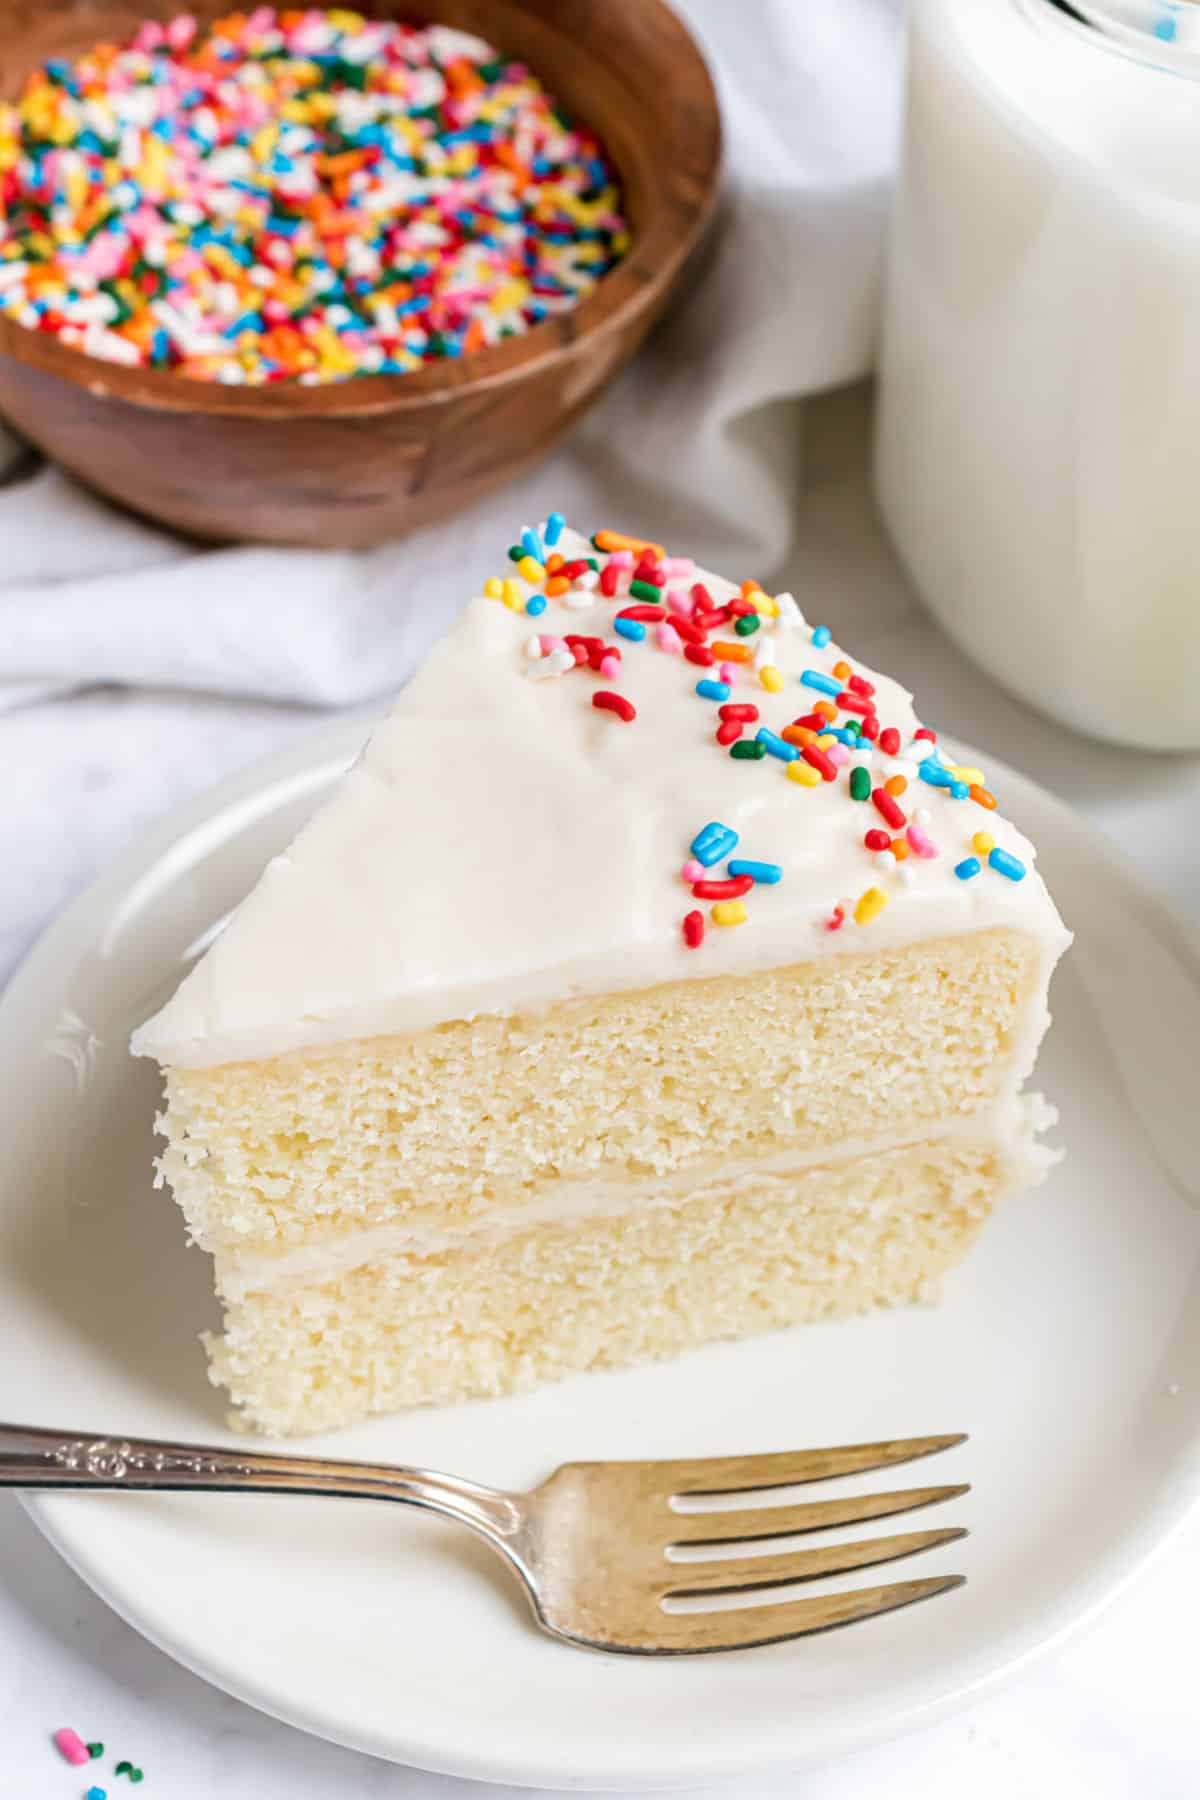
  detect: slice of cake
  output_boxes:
[132,518,1071,1437]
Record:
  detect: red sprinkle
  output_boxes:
[914,727,937,742]
[592,691,636,722]
[683,910,705,949]
[692,875,755,900]
[716,720,744,746]
[872,787,907,828]
[685,643,715,667]
[566,641,589,666]
[726,596,757,617]
[802,743,838,781]
[826,905,846,932]
[836,690,873,716]
[719,703,759,722]
[879,726,901,755]
[848,674,875,698]
[859,714,880,742]
[668,615,706,645]
[864,828,891,851]
[617,604,667,622]
[690,582,714,609]
[693,606,732,631]
[561,559,590,579]
[599,563,621,598]
[794,712,827,731]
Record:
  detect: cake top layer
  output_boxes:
[132,521,1070,1068]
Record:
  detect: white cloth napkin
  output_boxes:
[0,0,905,712]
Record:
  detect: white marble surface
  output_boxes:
[2,387,1198,1797]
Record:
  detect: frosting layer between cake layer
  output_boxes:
[133,528,1070,1068]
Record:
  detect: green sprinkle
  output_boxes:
[734,613,760,637]
[730,739,767,760]
[628,579,663,604]
[849,766,871,801]
[116,1764,132,1776]
[507,545,524,563]
[88,1744,104,1759]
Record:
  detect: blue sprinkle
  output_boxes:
[544,511,566,548]
[811,626,832,648]
[756,727,799,763]
[950,780,970,800]
[616,617,647,642]
[800,669,841,698]
[86,1789,107,1800]
[695,678,731,702]
[691,822,739,867]
[988,847,1027,882]
[955,857,982,881]
[919,758,954,788]
[1154,14,1177,41]
[525,595,547,617]
[728,859,783,885]
[520,525,545,564]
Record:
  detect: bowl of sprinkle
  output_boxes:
[0,3,720,546]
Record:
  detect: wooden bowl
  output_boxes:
[0,1,720,546]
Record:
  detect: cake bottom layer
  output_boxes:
[207,1132,1040,1437]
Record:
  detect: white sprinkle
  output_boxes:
[575,570,600,590]
[752,633,776,669]
[873,850,896,874]
[774,590,803,628]
[526,649,574,682]
[524,636,543,660]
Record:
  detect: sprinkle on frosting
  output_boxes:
[487,513,1044,946]
[0,11,627,384]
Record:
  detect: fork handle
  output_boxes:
[0,1422,524,1546]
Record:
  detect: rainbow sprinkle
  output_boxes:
[484,515,1031,941]
[0,10,627,384]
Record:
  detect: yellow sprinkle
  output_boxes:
[948,765,986,785]
[759,665,785,693]
[757,594,779,618]
[483,577,505,600]
[816,733,836,750]
[517,556,546,583]
[972,831,996,856]
[786,762,822,787]
[711,901,748,928]
[854,886,888,926]
[501,580,524,611]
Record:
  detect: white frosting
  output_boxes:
[132,527,1071,1069]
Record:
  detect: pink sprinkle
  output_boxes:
[719,663,736,684]
[682,858,705,882]
[608,549,635,568]
[828,744,850,767]
[907,824,940,858]
[538,635,567,654]
[599,652,621,679]
[54,1730,90,1767]
[666,587,695,618]
[166,13,197,49]
[656,621,681,654]
[662,557,695,578]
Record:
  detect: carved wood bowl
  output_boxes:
[0,1,721,546]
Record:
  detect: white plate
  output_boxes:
[1,725,1198,1790]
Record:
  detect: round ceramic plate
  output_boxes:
[1,726,1198,1790]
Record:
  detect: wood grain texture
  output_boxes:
[0,0,721,545]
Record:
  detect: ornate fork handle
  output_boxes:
[0,1422,529,1564]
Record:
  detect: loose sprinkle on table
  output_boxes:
[0,11,627,384]
[54,1729,90,1767]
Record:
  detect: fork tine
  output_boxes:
[640,1574,966,1653]
[660,1526,966,1596]
[664,1432,967,1497]
[670,1482,969,1545]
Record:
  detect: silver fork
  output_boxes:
[0,1423,969,1654]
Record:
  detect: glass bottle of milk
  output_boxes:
[875,0,1200,750]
